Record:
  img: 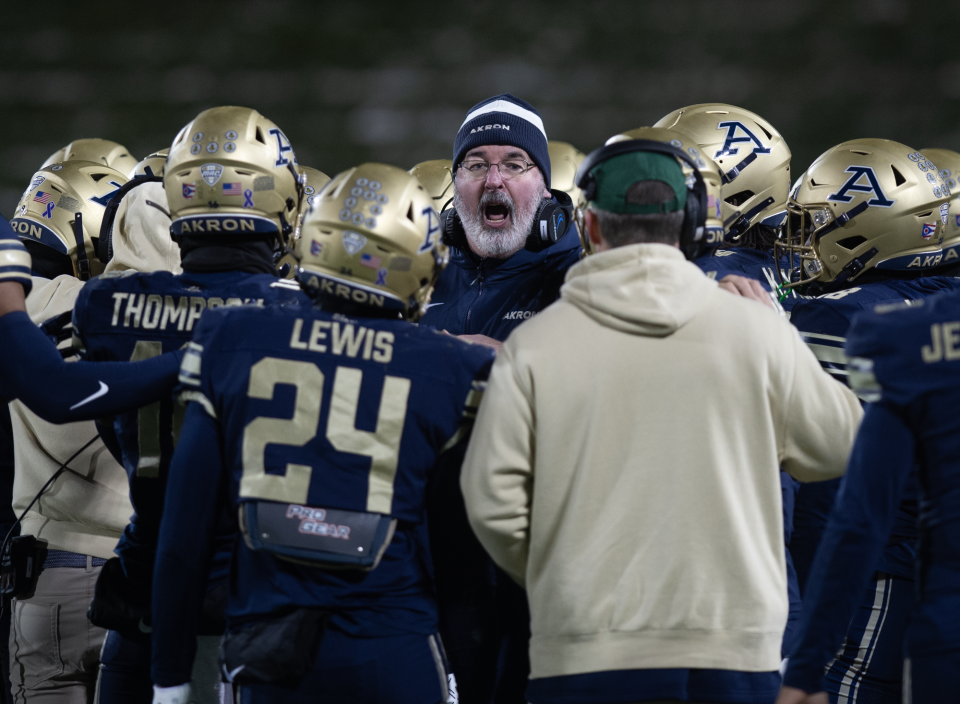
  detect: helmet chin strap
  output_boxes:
[72,212,90,281]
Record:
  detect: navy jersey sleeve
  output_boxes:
[0,310,182,423]
[784,401,914,692]
[151,317,225,687]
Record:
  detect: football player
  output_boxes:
[150,163,493,704]
[654,104,801,312]
[409,160,454,212]
[779,138,960,702]
[547,140,586,204]
[778,290,960,703]
[278,165,330,279]
[921,147,960,272]
[0,163,182,424]
[43,138,139,174]
[127,149,169,180]
[70,106,311,704]
[6,157,178,703]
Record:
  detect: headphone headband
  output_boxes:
[574,138,716,260]
[574,139,704,202]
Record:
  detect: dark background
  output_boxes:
[0,0,956,216]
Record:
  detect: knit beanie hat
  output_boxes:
[453,94,551,188]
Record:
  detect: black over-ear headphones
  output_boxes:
[440,188,574,253]
[97,175,164,264]
[574,139,716,260]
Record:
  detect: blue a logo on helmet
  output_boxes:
[714,121,772,158]
[417,207,441,254]
[88,181,124,208]
[827,166,895,207]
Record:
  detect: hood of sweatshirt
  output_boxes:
[561,243,716,337]
[106,181,181,275]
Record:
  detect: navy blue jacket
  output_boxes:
[420,225,581,341]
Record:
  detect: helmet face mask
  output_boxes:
[297,163,448,322]
[10,160,129,280]
[776,139,951,290]
[165,106,302,247]
[654,104,791,240]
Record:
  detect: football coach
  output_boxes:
[422,93,582,704]
[460,140,863,704]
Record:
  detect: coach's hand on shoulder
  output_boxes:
[775,685,828,704]
[718,274,776,311]
[457,334,503,354]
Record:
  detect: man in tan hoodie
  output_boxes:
[461,143,863,704]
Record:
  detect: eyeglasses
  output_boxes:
[458,159,537,181]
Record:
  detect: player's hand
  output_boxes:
[774,685,829,704]
[718,274,776,311]
[457,334,503,354]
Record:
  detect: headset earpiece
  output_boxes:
[527,189,573,251]
[440,207,465,248]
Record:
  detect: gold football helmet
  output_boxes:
[776,138,950,289]
[655,104,791,239]
[547,141,586,205]
[921,148,960,266]
[165,106,301,243]
[279,166,332,278]
[43,139,138,175]
[604,126,725,250]
[408,160,454,212]
[129,148,169,179]
[298,163,447,321]
[11,161,129,280]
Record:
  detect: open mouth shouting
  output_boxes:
[481,192,513,229]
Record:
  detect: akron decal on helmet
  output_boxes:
[297,163,448,322]
[165,106,301,244]
[12,160,130,279]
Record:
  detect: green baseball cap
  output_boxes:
[587,151,687,215]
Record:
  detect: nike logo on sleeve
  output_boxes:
[69,381,109,410]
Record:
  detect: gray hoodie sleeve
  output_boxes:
[778,325,863,483]
[460,341,534,586]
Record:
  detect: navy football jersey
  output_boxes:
[694,248,804,314]
[71,269,310,585]
[151,303,494,684]
[784,290,960,692]
[789,276,960,587]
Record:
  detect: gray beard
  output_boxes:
[453,185,541,259]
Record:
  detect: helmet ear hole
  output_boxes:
[836,235,867,250]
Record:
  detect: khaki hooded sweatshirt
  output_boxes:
[11,185,178,558]
[461,243,862,679]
